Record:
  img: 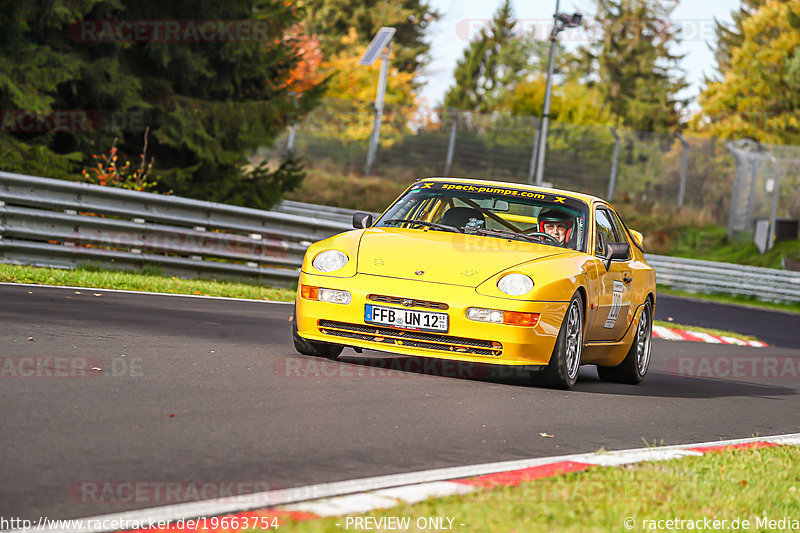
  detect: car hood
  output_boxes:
[356,228,565,286]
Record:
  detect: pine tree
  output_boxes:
[695,0,800,144]
[706,0,790,82]
[576,0,687,132]
[0,0,325,208]
[443,0,535,112]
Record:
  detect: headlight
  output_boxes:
[497,273,533,296]
[312,250,349,272]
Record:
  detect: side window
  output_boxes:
[594,208,618,257]
[607,209,631,254]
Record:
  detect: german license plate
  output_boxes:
[364,304,448,333]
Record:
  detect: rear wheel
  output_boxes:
[597,299,652,384]
[530,292,584,389]
[292,310,343,359]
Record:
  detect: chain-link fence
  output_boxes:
[260,99,798,244]
[727,140,800,250]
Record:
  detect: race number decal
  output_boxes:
[604,280,624,329]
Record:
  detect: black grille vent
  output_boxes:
[318,320,502,357]
[368,294,449,310]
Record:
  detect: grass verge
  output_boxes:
[283,445,800,532]
[0,264,296,302]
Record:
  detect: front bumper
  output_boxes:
[295,271,569,366]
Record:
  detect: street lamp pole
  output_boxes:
[533,1,581,186]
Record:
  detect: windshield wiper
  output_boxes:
[383,219,462,233]
[472,227,538,242]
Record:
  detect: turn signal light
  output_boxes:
[502,311,540,327]
[301,284,319,300]
[300,285,352,304]
[467,307,540,327]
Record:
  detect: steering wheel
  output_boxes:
[524,231,563,247]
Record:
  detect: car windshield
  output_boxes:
[376,181,589,252]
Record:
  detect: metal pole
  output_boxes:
[527,117,540,184]
[533,0,560,186]
[767,154,781,251]
[607,127,620,201]
[365,42,391,176]
[286,93,298,154]
[745,158,759,223]
[444,110,457,175]
[287,123,296,154]
[725,142,743,239]
[677,133,689,207]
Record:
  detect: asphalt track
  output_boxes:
[1,284,799,521]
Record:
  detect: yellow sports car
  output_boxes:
[293,177,656,389]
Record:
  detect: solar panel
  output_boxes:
[359,27,397,66]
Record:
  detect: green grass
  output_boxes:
[653,320,759,341]
[657,285,800,315]
[281,445,800,532]
[664,225,800,270]
[0,263,296,302]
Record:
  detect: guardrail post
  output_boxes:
[444,110,457,175]
[607,127,620,201]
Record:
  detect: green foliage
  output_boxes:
[80,130,159,192]
[706,0,788,82]
[443,0,538,112]
[301,0,440,76]
[575,0,687,132]
[0,0,324,209]
[696,0,800,144]
[500,77,615,126]
[0,134,84,180]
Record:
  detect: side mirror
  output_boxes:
[605,243,630,270]
[628,229,644,249]
[352,212,374,229]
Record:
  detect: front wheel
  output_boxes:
[597,299,652,384]
[292,310,343,359]
[530,292,584,389]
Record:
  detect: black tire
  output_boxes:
[597,299,652,384]
[530,292,584,389]
[292,310,343,359]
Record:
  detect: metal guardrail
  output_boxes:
[1,171,798,301]
[645,254,800,303]
[0,172,352,288]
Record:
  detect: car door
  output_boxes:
[589,206,633,342]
